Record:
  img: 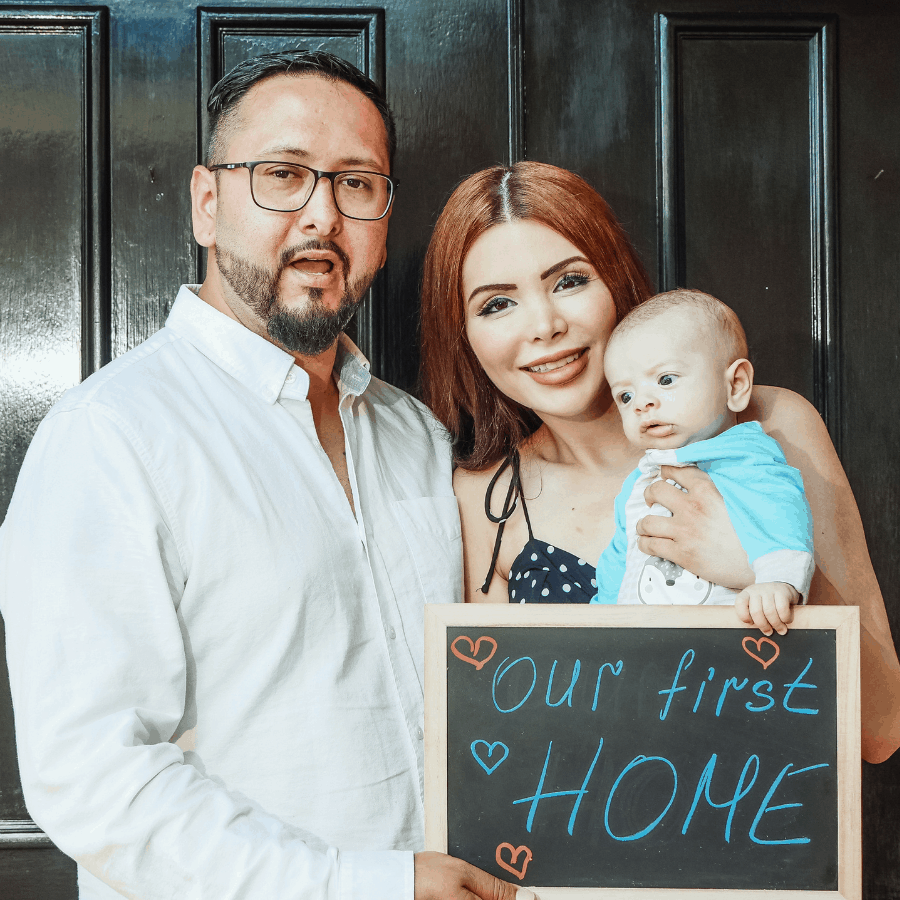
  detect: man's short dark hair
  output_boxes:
[206,49,396,168]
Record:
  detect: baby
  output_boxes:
[592,289,814,635]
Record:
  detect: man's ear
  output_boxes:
[725,358,754,412]
[190,165,217,248]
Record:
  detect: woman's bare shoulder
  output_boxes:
[746,384,822,428]
[744,385,833,461]
[453,460,515,603]
[453,459,510,507]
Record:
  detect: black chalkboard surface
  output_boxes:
[425,605,860,900]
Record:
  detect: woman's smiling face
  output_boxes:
[462,219,618,422]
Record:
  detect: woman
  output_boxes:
[420,161,900,763]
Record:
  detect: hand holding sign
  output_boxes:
[413,850,534,900]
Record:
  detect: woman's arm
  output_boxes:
[454,466,511,603]
[636,385,900,761]
[641,387,900,761]
[749,386,900,763]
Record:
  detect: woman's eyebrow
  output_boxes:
[467,283,517,303]
[540,256,589,280]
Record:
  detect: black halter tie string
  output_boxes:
[480,450,533,593]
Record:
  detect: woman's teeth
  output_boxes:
[525,351,582,373]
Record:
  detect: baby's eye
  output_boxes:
[478,295,516,316]
[659,374,678,387]
[554,272,590,292]
[618,391,634,406]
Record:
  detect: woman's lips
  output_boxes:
[521,349,588,385]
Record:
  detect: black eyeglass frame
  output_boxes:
[208,161,397,221]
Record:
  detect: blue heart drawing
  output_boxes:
[470,740,509,775]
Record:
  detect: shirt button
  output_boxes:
[416,726,424,740]
[285,373,295,384]
[388,625,396,640]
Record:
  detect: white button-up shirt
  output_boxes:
[0,286,462,900]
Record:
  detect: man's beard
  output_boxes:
[217,239,372,356]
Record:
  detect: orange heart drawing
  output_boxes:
[451,635,497,671]
[742,635,780,669]
[495,842,532,880]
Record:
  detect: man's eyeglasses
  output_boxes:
[208,161,396,221]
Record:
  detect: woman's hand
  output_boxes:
[635,465,754,590]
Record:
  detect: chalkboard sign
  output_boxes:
[424,605,860,900]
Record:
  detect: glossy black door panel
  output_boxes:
[0,8,108,520]
[658,17,837,431]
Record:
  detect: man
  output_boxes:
[0,51,527,900]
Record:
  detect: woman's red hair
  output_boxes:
[420,162,653,470]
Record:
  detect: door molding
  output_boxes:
[656,14,839,444]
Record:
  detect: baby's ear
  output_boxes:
[725,358,754,412]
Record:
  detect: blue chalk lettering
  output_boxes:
[782,658,819,715]
[546,659,581,708]
[682,753,759,843]
[591,660,624,712]
[692,668,715,714]
[749,764,811,845]
[715,677,748,717]
[604,756,678,841]
[513,740,603,834]
[492,656,537,713]
[692,684,706,713]
[658,650,694,721]
[746,680,775,712]
[787,763,829,778]
[568,741,604,835]
[514,742,562,833]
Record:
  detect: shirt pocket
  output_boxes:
[390,495,462,606]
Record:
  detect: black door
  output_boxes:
[1,1,898,896]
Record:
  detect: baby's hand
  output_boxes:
[734,582,800,636]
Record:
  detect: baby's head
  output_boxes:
[604,289,753,450]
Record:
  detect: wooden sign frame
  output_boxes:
[424,604,860,900]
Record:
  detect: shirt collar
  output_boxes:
[334,333,371,398]
[165,285,372,403]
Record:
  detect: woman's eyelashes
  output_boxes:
[476,270,591,316]
[477,295,516,316]
[554,271,591,292]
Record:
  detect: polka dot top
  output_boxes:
[507,540,596,604]
[480,450,596,604]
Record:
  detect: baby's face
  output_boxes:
[604,312,734,450]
